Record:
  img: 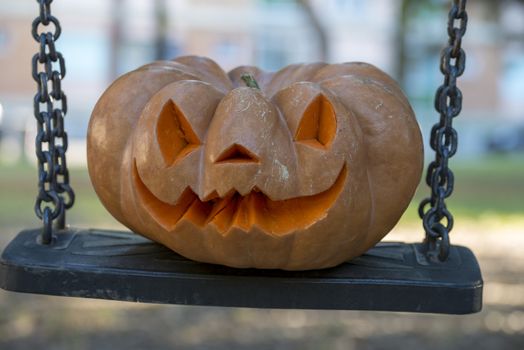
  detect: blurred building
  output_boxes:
[0,0,523,165]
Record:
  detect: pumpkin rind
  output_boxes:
[87,55,423,270]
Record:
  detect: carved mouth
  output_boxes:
[133,162,347,235]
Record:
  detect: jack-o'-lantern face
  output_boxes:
[87,56,423,270]
[132,80,352,235]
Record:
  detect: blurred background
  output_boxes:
[0,0,523,349]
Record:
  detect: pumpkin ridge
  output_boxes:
[317,74,412,113]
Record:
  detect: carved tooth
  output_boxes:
[210,194,239,233]
[181,198,211,227]
[232,194,251,231]
[206,192,234,224]
[202,190,219,202]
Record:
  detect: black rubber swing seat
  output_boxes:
[0,228,482,314]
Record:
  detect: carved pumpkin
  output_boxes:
[87,56,423,270]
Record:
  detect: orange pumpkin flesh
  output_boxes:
[87,56,423,270]
[133,160,347,234]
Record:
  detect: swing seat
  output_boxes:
[0,228,483,314]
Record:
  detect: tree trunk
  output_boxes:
[297,0,328,61]
[154,0,169,60]
[109,0,124,80]
[395,0,409,86]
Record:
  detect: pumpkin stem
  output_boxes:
[241,73,260,90]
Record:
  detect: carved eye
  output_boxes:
[157,100,201,165]
[295,94,337,149]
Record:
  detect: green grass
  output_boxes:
[1,154,523,229]
[0,161,117,229]
[401,154,524,223]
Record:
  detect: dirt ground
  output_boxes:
[1,218,523,350]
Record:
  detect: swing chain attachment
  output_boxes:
[31,0,75,244]
[419,0,467,262]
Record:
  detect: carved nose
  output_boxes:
[214,143,259,164]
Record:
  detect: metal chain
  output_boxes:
[419,0,467,262]
[31,0,74,244]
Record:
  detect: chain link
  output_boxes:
[419,0,467,262]
[32,0,74,244]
